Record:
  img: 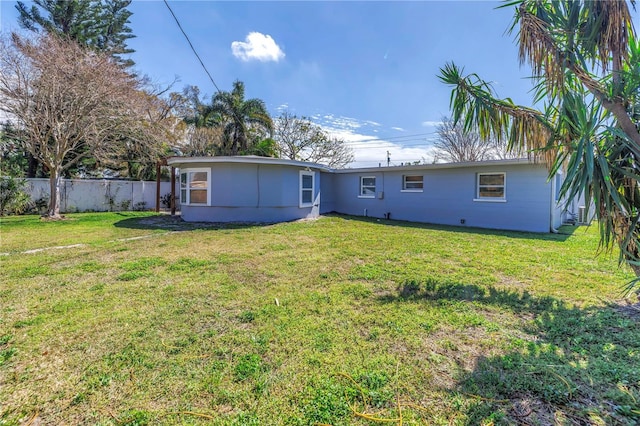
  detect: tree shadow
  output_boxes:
[328,213,580,242]
[112,214,276,232]
[379,279,640,424]
[112,212,581,241]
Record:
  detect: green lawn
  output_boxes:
[1,212,639,425]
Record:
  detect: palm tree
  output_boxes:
[439,0,640,288]
[211,80,274,155]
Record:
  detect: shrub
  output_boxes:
[160,193,173,208]
[0,176,32,215]
[133,201,147,211]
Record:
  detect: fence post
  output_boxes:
[170,166,176,216]
[155,161,161,213]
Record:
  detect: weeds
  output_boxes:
[0,213,638,424]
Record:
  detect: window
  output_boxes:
[476,173,505,201]
[180,169,209,205]
[402,175,423,191]
[359,176,376,198]
[300,171,314,208]
[180,172,187,204]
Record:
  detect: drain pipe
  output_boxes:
[550,179,559,234]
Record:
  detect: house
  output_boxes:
[166,156,566,233]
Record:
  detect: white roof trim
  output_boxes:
[334,158,538,173]
[167,156,539,174]
[167,155,333,172]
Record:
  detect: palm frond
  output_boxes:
[517,1,565,91]
[439,62,556,165]
[585,0,633,71]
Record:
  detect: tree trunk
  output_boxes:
[27,153,39,178]
[231,136,238,156]
[46,167,63,218]
[630,263,640,278]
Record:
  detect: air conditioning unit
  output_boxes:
[578,206,587,224]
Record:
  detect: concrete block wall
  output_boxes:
[24,178,176,213]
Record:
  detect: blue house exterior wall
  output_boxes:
[179,162,322,223]
[168,157,559,233]
[319,171,336,214]
[332,163,552,233]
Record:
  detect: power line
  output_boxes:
[163,0,222,94]
[349,160,433,167]
[164,0,253,146]
[343,140,435,148]
[163,0,438,151]
[329,132,438,145]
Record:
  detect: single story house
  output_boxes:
[166,156,569,233]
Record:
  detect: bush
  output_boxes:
[133,201,147,211]
[33,197,49,215]
[160,193,173,208]
[0,176,32,215]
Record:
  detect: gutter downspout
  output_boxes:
[550,177,559,234]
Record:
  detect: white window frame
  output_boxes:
[401,175,424,192]
[359,176,376,198]
[179,168,210,206]
[474,172,506,202]
[299,170,315,208]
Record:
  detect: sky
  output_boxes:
[2,1,636,167]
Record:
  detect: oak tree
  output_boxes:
[274,111,354,168]
[0,34,168,218]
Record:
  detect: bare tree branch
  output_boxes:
[274,111,354,168]
[0,33,171,216]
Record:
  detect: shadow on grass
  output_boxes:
[113,212,581,241]
[327,213,580,242]
[381,279,640,425]
[112,214,272,232]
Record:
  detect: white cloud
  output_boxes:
[345,137,437,168]
[316,114,382,132]
[421,120,443,128]
[303,113,437,168]
[316,123,435,168]
[231,32,285,62]
[391,127,405,132]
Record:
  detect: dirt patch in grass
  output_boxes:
[507,395,556,425]
[132,214,220,230]
[1,214,639,425]
[125,214,319,231]
[612,301,640,319]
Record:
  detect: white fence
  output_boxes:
[24,178,177,213]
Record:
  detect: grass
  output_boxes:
[0,212,639,425]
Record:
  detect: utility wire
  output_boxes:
[328,132,437,145]
[164,0,435,157]
[343,140,435,148]
[164,0,255,147]
[163,0,222,94]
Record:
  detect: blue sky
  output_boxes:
[3,1,636,166]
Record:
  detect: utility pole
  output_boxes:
[386,151,391,167]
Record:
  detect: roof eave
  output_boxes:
[333,158,537,173]
[166,156,334,172]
